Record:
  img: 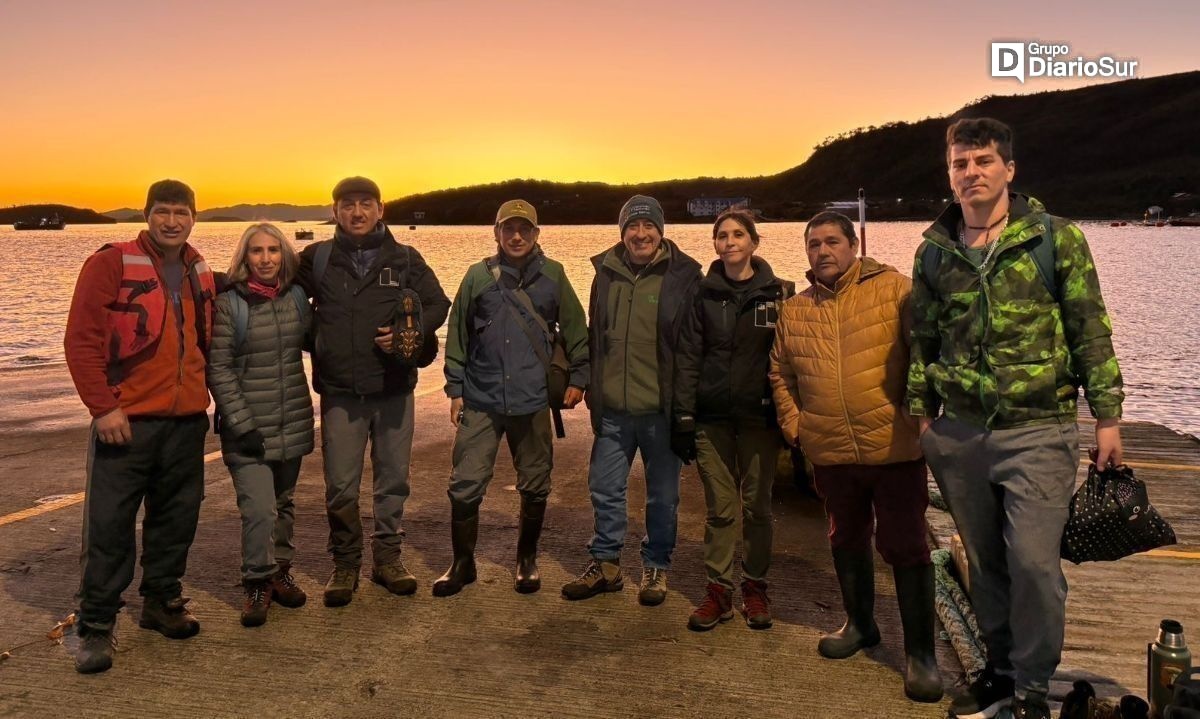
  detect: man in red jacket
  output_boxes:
[64,179,216,674]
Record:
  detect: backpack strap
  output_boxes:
[287,283,310,323]
[220,288,251,377]
[1028,213,1059,303]
[920,242,944,296]
[312,240,334,295]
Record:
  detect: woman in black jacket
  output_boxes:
[207,223,315,627]
[675,209,793,631]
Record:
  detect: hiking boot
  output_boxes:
[433,506,478,598]
[139,596,200,639]
[74,623,116,674]
[371,560,418,596]
[638,568,668,606]
[270,565,307,608]
[323,565,359,607]
[949,666,1015,718]
[740,579,773,630]
[561,559,623,600]
[894,564,943,703]
[688,583,733,631]
[240,579,273,628]
[818,549,880,659]
[1011,695,1051,719]
[514,498,546,594]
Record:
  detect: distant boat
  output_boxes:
[1168,214,1200,227]
[14,214,65,230]
[294,229,314,240]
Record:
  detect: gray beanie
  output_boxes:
[618,195,665,236]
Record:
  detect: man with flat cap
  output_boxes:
[433,199,589,597]
[562,195,702,606]
[298,176,450,606]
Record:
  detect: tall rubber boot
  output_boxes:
[514,497,546,594]
[894,563,944,702]
[432,501,478,597]
[817,548,881,659]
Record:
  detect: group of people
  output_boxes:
[63,117,1125,719]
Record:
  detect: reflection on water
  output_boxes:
[3,221,1197,436]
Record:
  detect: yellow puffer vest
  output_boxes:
[769,257,921,466]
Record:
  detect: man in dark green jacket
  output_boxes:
[433,199,588,597]
[907,118,1125,719]
[561,195,702,606]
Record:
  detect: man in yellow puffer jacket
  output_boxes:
[769,211,942,704]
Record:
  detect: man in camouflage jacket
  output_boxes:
[907,118,1124,719]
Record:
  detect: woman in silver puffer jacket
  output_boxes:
[207,222,314,627]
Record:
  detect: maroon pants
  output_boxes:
[812,459,930,568]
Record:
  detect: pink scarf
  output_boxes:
[247,278,280,299]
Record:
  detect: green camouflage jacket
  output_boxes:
[906,194,1124,428]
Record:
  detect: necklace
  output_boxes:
[959,212,1009,269]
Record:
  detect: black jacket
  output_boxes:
[675,256,794,425]
[298,225,450,397]
[586,239,702,433]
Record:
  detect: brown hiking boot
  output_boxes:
[139,596,200,639]
[323,566,359,608]
[638,568,668,606]
[240,579,273,628]
[270,565,307,608]
[561,559,623,600]
[371,560,418,596]
[741,579,773,629]
[688,583,733,631]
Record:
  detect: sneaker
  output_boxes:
[371,560,417,596]
[74,624,117,674]
[638,568,668,606]
[740,578,773,629]
[271,565,307,608]
[561,559,623,601]
[240,580,273,628]
[323,566,360,608]
[139,596,200,639]
[1012,695,1051,719]
[949,666,1015,718]
[688,583,733,631]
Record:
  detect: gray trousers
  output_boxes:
[695,421,777,589]
[449,407,552,508]
[320,392,415,569]
[922,415,1079,699]
[227,456,302,581]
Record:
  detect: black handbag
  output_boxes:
[1060,463,1177,564]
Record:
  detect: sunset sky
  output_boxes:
[2,0,1195,210]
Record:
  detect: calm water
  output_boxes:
[4,221,1198,436]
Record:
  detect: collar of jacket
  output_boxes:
[489,245,546,284]
[135,230,203,270]
[701,255,779,295]
[333,221,388,252]
[922,192,1047,253]
[807,256,896,295]
[597,239,671,281]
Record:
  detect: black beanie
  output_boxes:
[618,195,665,236]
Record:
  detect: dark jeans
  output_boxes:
[812,458,931,568]
[77,414,208,629]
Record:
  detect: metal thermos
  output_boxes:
[1148,619,1191,718]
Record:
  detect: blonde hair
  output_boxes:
[226,223,299,288]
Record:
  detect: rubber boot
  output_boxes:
[817,549,881,659]
[894,563,944,702]
[514,497,546,594]
[432,501,478,597]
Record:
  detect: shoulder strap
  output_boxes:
[921,242,944,297]
[287,283,309,321]
[221,289,251,376]
[1029,213,1059,303]
[312,240,334,292]
[489,263,553,340]
[488,264,554,371]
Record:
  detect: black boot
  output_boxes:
[514,497,546,594]
[432,501,478,597]
[894,563,944,702]
[75,621,117,674]
[817,549,881,659]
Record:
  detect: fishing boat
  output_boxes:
[294,229,314,240]
[14,215,65,230]
[1168,214,1200,227]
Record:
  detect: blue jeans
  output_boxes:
[587,411,682,569]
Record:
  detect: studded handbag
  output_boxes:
[1061,463,1177,564]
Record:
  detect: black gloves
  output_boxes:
[237,429,266,458]
[671,415,697,465]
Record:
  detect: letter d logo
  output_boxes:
[991,42,1025,82]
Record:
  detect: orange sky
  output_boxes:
[2,0,1195,210]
